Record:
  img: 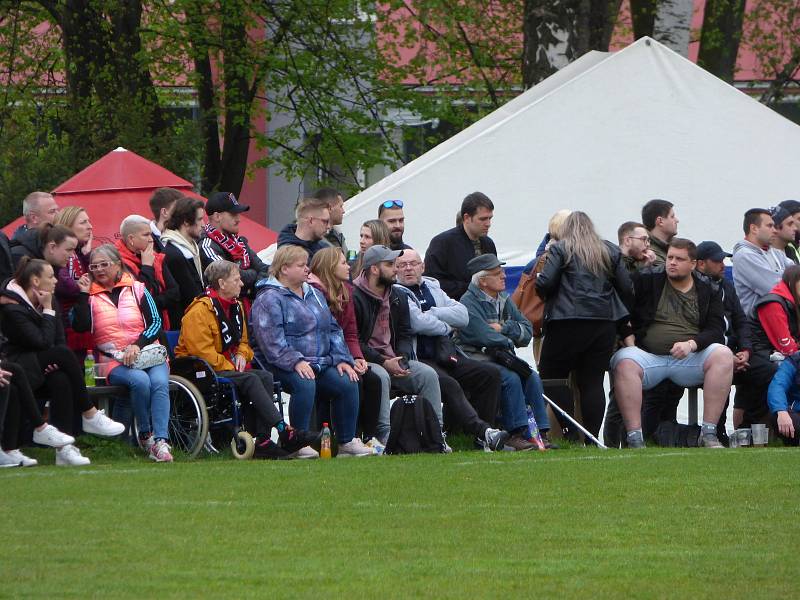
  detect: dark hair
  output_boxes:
[667,237,697,260]
[461,192,494,219]
[312,187,342,206]
[641,199,674,230]
[617,221,646,244]
[743,208,771,235]
[166,196,204,230]
[39,223,77,247]
[782,266,800,324]
[149,188,184,221]
[13,256,50,289]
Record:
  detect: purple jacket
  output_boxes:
[55,249,90,327]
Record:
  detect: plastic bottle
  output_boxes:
[320,422,332,459]
[526,407,546,451]
[84,352,95,387]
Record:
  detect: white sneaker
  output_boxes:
[149,439,173,463]
[365,437,386,455]
[82,410,125,437]
[5,449,38,467]
[338,438,373,457]
[32,424,75,448]
[56,444,91,466]
[291,446,319,459]
[0,449,21,468]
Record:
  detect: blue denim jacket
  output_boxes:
[767,356,800,414]
[251,278,354,372]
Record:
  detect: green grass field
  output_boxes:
[2,442,798,599]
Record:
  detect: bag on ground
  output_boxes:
[384,395,446,455]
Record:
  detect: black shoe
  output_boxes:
[254,439,291,460]
[278,427,320,454]
[540,431,559,450]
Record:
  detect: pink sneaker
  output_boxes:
[149,439,173,463]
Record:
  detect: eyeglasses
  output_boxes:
[88,261,113,271]
[381,200,403,209]
[626,235,650,244]
[396,261,421,269]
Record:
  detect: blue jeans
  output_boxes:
[497,365,549,432]
[272,366,359,443]
[108,362,170,440]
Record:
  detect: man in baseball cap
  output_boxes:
[360,245,403,272]
[777,201,800,263]
[199,192,268,301]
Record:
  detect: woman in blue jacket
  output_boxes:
[766,353,800,445]
[251,245,371,457]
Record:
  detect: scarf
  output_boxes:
[67,251,86,281]
[206,288,243,357]
[161,229,203,281]
[115,239,167,290]
[204,224,250,269]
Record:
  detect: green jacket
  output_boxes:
[455,283,532,355]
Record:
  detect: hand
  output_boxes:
[141,240,155,267]
[33,288,53,310]
[488,322,502,332]
[622,334,635,348]
[669,340,694,360]
[733,351,750,372]
[122,344,140,367]
[233,353,247,372]
[384,356,410,377]
[0,368,12,387]
[294,360,316,379]
[81,231,93,255]
[77,274,91,293]
[641,249,657,266]
[43,363,60,374]
[353,358,368,375]
[777,411,795,439]
[337,362,359,382]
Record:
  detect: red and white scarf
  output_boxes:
[204,224,250,269]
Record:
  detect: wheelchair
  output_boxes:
[164,331,284,460]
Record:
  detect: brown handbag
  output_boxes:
[510,253,547,336]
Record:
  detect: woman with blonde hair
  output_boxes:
[535,211,633,440]
[352,219,391,275]
[53,206,94,356]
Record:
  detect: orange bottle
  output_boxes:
[320,423,332,459]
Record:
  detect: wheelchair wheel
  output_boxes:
[231,431,255,460]
[168,375,208,458]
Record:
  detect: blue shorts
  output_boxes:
[610,343,726,390]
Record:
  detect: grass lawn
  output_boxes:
[1,441,797,599]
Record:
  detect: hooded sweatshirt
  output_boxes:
[732,239,794,317]
[352,273,395,360]
[161,229,203,281]
[755,279,799,355]
[276,223,330,261]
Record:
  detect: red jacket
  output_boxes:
[756,279,798,354]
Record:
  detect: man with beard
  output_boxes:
[611,238,733,449]
[378,200,412,251]
[162,196,207,325]
[617,221,657,273]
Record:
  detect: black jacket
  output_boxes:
[276,223,331,262]
[352,284,414,365]
[162,242,204,327]
[535,240,632,324]
[199,231,269,300]
[424,225,497,300]
[697,272,751,352]
[0,283,66,390]
[0,231,14,282]
[623,270,725,352]
[9,227,44,267]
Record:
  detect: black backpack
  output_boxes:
[654,421,701,447]
[384,395,446,455]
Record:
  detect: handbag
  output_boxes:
[510,253,547,336]
[434,335,460,369]
[103,343,168,370]
[486,347,532,381]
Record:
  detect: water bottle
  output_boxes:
[320,422,332,459]
[84,352,95,387]
[526,407,546,451]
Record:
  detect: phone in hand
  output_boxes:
[398,358,410,370]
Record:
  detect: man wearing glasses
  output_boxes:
[277,197,332,262]
[617,221,656,273]
[378,200,413,252]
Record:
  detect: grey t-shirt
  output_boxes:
[642,283,700,355]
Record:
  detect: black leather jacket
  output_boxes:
[535,240,633,324]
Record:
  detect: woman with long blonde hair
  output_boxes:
[534,211,633,440]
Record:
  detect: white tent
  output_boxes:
[342,36,800,266]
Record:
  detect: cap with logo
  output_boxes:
[206,192,250,216]
[467,254,506,276]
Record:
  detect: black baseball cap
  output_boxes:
[206,192,250,216]
[696,241,732,262]
[779,199,800,216]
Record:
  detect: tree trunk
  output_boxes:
[652,0,694,56]
[629,0,658,39]
[697,0,746,83]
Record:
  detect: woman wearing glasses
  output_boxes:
[72,244,173,462]
[0,257,125,465]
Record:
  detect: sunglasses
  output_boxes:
[88,261,113,271]
[381,200,403,209]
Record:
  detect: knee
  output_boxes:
[125,370,152,391]
[614,359,642,380]
[707,345,734,369]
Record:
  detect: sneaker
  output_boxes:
[5,449,37,467]
[503,434,536,451]
[338,438,373,457]
[293,446,319,459]
[626,430,646,449]
[0,449,22,468]
[82,410,125,437]
[138,434,155,453]
[698,431,725,449]
[476,428,510,452]
[253,439,291,460]
[278,427,320,454]
[32,424,75,448]
[365,437,386,455]
[56,444,91,466]
[149,439,173,462]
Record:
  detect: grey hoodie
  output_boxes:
[732,239,794,317]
